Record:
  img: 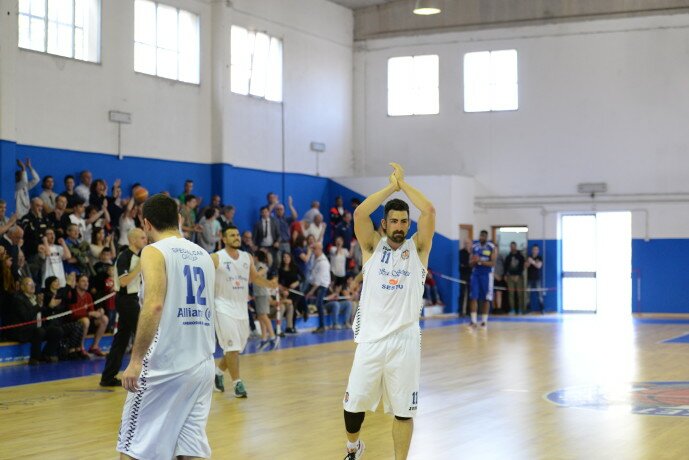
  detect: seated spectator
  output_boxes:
[269,291,295,338]
[302,200,321,224]
[19,197,49,259]
[329,195,346,229]
[75,170,92,202]
[15,158,40,218]
[1,225,24,280]
[91,253,116,330]
[423,269,444,306]
[197,208,221,253]
[39,175,58,214]
[60,175,79,211]
[84,203,110,243]
[45,195,71,238]
[350,197,361,212]
[68,200,88,242]
[306,243,331,334]
[218,205,235,233]
[89,227,115,266]
[0,198,19,238]
[278,252,303,327]
[201,194,223,218]
[303,213,326,244]
[253,206,281,268]
[42,276,85,359]
[322,284,353,330]
[1,248,19,317]
[240,230,256,255]
[38,228,71,288]
[64,224,93,275]
[334,211,354,249]
[88,178,108,209]
[329,236,350,288]
[69,274,108,356]
[5,277,63,364]
[274,197,297,259]
[117,198,140,251]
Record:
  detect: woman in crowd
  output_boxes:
[278,252,303,329]
[42,276,87,359]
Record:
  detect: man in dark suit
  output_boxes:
[253,206,281,268]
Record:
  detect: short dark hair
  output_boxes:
[185,194,197,203]
[260,206,269,213]
[77,273,89,283]
[223,205,235,213]
[65,175,75,182]
[101,247,112,253]
[42,175,53,187]
[480,230,488,236]
[223,224,239,236]
[510,241,517,245]
[203,208,215,219]
[384,199,409,219]
[142,194,180,232]
[256,250,268,263]
[73,198,86,207]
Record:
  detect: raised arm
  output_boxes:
[122,246,166,392]
[353,176,398,257]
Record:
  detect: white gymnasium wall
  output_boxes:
[1,0,353,173]
[354,13,689,239]
[212,0,354,176]
[334,174,474,240]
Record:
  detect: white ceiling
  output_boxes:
[329,0,392,9]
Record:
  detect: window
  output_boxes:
[230,25,283,102]
[134,0,200,84]
[464,49,518,112]
[387,55,439,116]
[18,0,101,62]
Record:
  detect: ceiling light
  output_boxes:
[413,0,441,15]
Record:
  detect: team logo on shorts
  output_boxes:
[344,392,349,403]
[401,250,409,260]
[546,382,689,417]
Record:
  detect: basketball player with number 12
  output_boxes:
[343,163,435,460]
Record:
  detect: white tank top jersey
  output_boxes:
[354,236,427,343]
[214,249,251,319]
[140,237,216,377]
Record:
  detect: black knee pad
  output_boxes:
[344,410,365,434]
[395,416,412,421]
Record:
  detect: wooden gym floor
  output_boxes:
[2,316,689,459]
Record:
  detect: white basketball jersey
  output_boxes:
[141,237,216,376]
[214,249,251,319]
[354,236,426,343]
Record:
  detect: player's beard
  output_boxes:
[387,229,406,244]
[231,241,241,249]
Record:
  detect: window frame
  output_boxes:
[133,0,201,86]
[463,49,519,113]
[386,54,440,117]
[229,25,283,103]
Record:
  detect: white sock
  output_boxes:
[276,323,282,334]
[470,312,477,324]
[347,440,359,451]
[481,314,488,324]
[215,367,223,376]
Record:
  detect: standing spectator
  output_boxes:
[278,252,303,330]
[19,197,49,264]
[218,205,235,233]
[15,158,40,218]
[253,206,280,268]
[89,227,115,266]
[334,211,354,249]
[105,179,124,235]
[525,245,545,313]
[68,200,88,242]
[100,228,147,386]
[75,170,92,202]
[0,199,19,238]
[39,228,71,288]
[45,195,71,237]
[118,199,139,250]
[39,176,58,213]
[329,236,350,288]
[70,273,108,356]
[329,196,346,229]
[302,200,321,224]
[350,197,361,212]
[88,178,108,209]
[274,197,298,259]
[303,213,326,245]
[63,224,92,275]
[253,250,280,351]
[266,192,280,214]
[504,242,525,314]
[459,238,472,317]
[306,243,331,333]
[60,175,79,210]
[180,194,200,240]
[240,230,257,255]
[84,204,110,243]
[178,179,194,204]
[197,208,221,253]
[6,277,63,364]
[201,194,222,218]
[1,225,24,280]
[493,252,506,313]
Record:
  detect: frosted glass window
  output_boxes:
[230,25,283,102]
[134,0,200,84]
[387,54,439,116]
[18,0,100,62]
[464,49,518,112]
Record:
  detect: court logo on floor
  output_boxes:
[546,382,689,417]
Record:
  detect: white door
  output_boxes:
[561,212,631,314]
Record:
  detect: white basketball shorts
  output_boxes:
[117,357,214,459]
[343,323,421,418]
[215,312,250,353]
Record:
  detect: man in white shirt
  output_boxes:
[302,200,322,224]
[38,176,58,214]
[75,170,92,202]
[307,243,331,333]
[39,228,71,288]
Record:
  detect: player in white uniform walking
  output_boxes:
[211,224,278,397]
[343,163,435,460]
[118,194,216,460]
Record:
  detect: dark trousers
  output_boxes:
[310,286,328,328]
[459,277,470,315]
[7,325,62,359]
[101,297,139,382]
